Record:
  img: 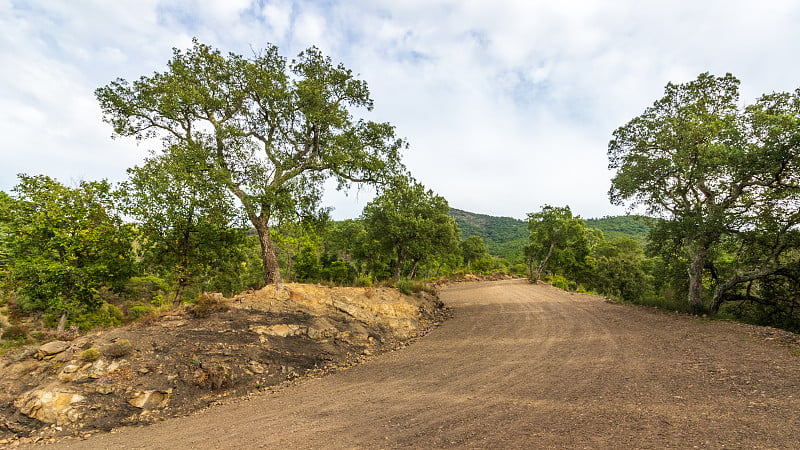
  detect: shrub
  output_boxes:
[127,304,154,321]
[71,303,123,331]
[80,347,101,362]
[102,339,133,358]
[548,275,575,291]
[355,274,373,288]
[190,293,228,318]
[396,279,433,296]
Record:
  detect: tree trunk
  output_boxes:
[394,247,405,283]
[252,217,283,285]
[409,260,420,279]
[56,311,68,333]
[687,242,708,313]
[534,241,557,282]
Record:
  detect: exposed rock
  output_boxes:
[127,389,172,409]
[36,341,70,359]
[14,388,84,425]
[251,324,308,337]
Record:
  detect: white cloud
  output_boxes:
[2,0,800,221]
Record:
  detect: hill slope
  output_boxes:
[450,209,653,262]
[449,208,528,262]
[585,215,653,244]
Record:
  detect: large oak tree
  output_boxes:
[97,39,406,285]
[609,73,800,312]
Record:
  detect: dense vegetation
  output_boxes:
[449,209,528,262]
[527,73,800,333]
[0,41,518,339]
[2,45,798,342]
[584,216,652,245]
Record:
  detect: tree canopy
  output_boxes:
[362,180,459,281]
[2,175,133,328]
[96,39,406,285]
[525,205,590,282]
[609,72,800,313]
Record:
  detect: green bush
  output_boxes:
[80,347,100,362]
[127,304,154,321]
[71,303,123,331]
[102,339,133,358]
[548,275,575,291]
[396,279,432,296]
[190,293,228,318]
[354,274,373,287]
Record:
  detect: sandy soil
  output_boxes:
[45,279,800,448]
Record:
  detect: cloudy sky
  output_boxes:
[2,1,799,220]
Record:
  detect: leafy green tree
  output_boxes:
[590,237,652,302]
[525,205,590,282]
[0,191,12,271]
[120,148,246,303]
[362,180,459,281]
[3,175,133,329]
[96,39,406,285]
[609,73,800,312]
[461,236,488,270]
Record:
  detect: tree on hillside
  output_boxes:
[121,148,248,303]
[525,205,589,282]
[96,39,406,285]
[590,237,652,302]
[609,72,800,313]
[362,180,459,281]
[2,175,133,329]
[461,236,488,270]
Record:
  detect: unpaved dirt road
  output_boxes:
[56,280,799,448]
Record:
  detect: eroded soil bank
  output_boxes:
[0,283,446,445]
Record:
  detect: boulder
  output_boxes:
[14,389,84,425]
[127,389,172,409]
[36,341,70,359]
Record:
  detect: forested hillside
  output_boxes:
[450,209,652,262]
[585,215,653,244]
[449,208,528,262]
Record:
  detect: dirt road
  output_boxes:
[56,280,799,448]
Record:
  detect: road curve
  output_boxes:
[58,280,799,448]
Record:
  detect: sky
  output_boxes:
[2,0,800,220]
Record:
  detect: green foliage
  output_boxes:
[395,279,432,296]
[585,216,653,245]
[460,236,488,270]
[609,72,800,316]
[588,237,653,302]
[190,293,228,318]
[127,304,155,320]
[449,208,528,262]
[525,205,590,282]
[80,347,100,362]
[2,175,133,321]
[546,274,575,291]
[362,179,460,281]
[97,39,406,285]
[71,303,123,331]
[102,339,133,358]
[120,150,246,303]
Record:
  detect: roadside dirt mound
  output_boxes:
[0,284,446,444]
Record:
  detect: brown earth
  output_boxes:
[0,283,446,445]
[14,279,796,449]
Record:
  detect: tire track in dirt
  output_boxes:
[55,279,799,448]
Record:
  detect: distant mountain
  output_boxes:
[585,215,653,244]
[450,208,654,262]
[449,208,528,262]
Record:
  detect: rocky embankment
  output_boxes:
[0,284,446,445]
